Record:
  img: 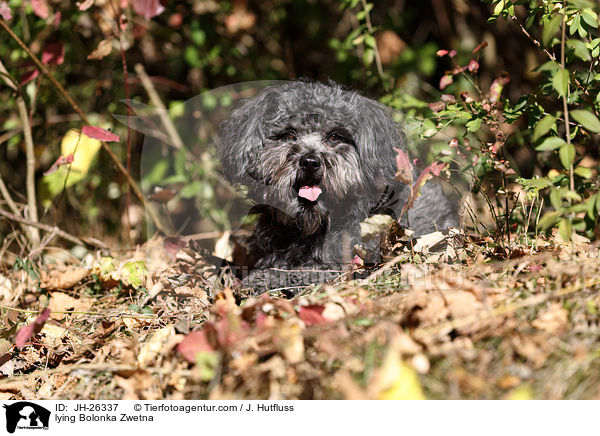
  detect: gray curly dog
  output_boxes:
[218,80,457,294]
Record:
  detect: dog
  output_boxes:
[218,80,457,294]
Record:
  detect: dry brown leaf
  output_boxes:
[0,274,13,303]
[48,291,92,320]
[278,319,304,364]
[405,290,449,326]
[137,325,175,366]
[511,334,551,369]
[40,267,89,290]
[531,303,568,334]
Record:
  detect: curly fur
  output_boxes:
[218,80,457,294]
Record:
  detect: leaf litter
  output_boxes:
[1,231,600,400]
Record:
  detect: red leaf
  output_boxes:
[52,11,61,26]
[440,94,455,103]
[15,309,50,349]
[44,154,74,175]
[42,41,64,66]
[214,316,249,347]
[430,161,446,177]
[176,330,213,362]
[351,255,364,267]
[394,147,413,185]
[132,0,165,20]
[428,101,445,112]
[436,49,448,57]
[299,305,328,326]
[20,69,39,86]
[0,1,12,20]
[76,0,94,10]
[31,0,49,19]
[448,49,457,58]
[82,125,120,142]
[467,59,479,73]
[439,75,453,90]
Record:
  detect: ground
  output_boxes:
[1,228,599,400]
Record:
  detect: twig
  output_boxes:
[0,208,85,246]
[560,15,574,193]
[509,15,557,62]
[134,63,184,150]
[359,0,386,88]
[0,18,166,234]
[16,96,40,248]
[0,363,192,387]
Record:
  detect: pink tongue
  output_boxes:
[298,186,322,201]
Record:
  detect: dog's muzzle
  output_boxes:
[296,153,323,202]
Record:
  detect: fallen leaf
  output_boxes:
[373,349,425,400]
[40,267,89,290]
[531,303,568,334]
[177,330,214,362]
[138,325,175,366]
[15,309,50,349]
[47,291,92,320]
[298,305,328,326]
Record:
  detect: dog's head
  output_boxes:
[218,81,404,235]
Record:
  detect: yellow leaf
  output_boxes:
[39,129,102,205]
[376,350,426,400]
[62,128,102,174]
[504,384,533,400]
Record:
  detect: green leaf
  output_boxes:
[566,39,591,61]
[536,136,566,151]
[538,211,561,230]
[586,194,597,219]
[559,143,576,169]
[533,115,557,141]
[558,218,572,242]
[581,9,598,28]
[466,117,483,132]
[543,14,563,46]
[574,166,592,179]
[570,109,600,132]
[549,188,563,210]
[552,68,570,97]
[569,14,581,35]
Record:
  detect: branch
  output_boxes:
[16,97,40,247]
[0,208,84,246]
[359,0,386,87]
[560,14,574,193]
[134,63,184,150]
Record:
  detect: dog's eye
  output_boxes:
[326,132,353,146]
[272,130,298,141]
[327,133,342,143]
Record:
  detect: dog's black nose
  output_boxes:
[299,154,321,170]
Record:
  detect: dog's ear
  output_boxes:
[355,98,405,184]
[218,88,277,184]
